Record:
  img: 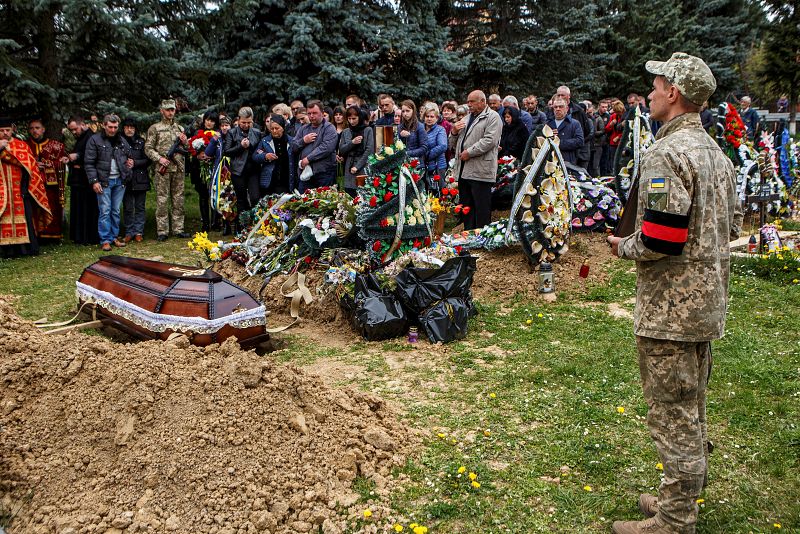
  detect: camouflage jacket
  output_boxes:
[144,119,185,172]
[618,112,742,342]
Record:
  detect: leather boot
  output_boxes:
[639,494,658,518]
[612,516,678,534]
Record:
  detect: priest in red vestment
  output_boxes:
[27,118,67,240]
[0,117,52,257]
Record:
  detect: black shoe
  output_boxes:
[201,224,210,232]
[157,234,168,242]
[174,232,191,239]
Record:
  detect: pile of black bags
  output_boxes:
[341,255,477,343]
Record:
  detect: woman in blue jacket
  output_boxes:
[422,104,447,193]
[398,99,428,160]
[253,114,296,196]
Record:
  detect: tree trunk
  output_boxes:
[35,4,61,139]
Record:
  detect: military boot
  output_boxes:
[612,515,678,534]
[639,494,659,518]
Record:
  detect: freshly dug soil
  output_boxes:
[0,297,414,534]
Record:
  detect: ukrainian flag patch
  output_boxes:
[650,178,666,189]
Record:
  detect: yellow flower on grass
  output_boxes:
[394,525,404,532]
[584,485,592,492]
[617,406,625,414]
[537,313,544,318]
[471,480,481,489]
[437,432,446,439]
[774,523,781,529]
[410,524,418,529]
[458,466,466,474]
[793,279,799,284]
[526,319,532,325]
[483,429,492,437]
[696,498,705,504]
[656,462,663,470]
[469,472,478,481]
[413,526,428,534]
[489,392,497,398]
[363,509,372,519]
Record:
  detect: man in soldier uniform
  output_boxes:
[607,53,742,534]
[145,99,189,241]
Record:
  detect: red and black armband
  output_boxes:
[641,208,690,255]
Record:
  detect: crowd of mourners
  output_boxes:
[0,84,757,256]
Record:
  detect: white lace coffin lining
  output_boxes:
[76,281,266,334]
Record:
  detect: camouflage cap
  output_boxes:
[160,99,177,110]
[645,52,716,106]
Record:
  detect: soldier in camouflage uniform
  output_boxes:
[607,53,743,534]
[145,99,190,241]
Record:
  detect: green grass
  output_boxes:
[1,203,798,532]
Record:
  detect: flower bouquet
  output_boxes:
[568,170,621,232]
[492,155,518,210]
[188,130,216,183]
[211,157,237,222]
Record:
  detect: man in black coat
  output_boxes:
[553,86,593,170]
[66,116,100,244]
[223,106,262,220]
[121,118,150,242]
[84,114,133,251]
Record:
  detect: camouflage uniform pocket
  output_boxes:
[641,341,699,404]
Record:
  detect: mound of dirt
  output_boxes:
[0,297,414,534]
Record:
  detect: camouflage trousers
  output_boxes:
[155,170,184,236]
[637,336,711,533]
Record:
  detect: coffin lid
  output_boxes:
[98,255,222,282]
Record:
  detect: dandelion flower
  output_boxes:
[413,527,428,534]
[483,429,491,437]
[394,525,404,532]
[696,498,705,504]
[526,319,532,325]
[489,392,497,398]
[774,523,781,529]
[469,472,478,481]
[537,313,544,318]
[437,432,446,439]
[458,466,466,474]
[656,462,663,471]
[363,509,372,519]
[617,406,625,414]
[584,485,592,492]
[471,481,481,489]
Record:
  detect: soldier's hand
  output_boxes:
[179,133,188,144]
[303,133,317,144]
[159,157,170,167]
[607,235,622,257]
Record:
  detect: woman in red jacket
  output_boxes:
[605,99,626,171]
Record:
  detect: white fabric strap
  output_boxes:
[75,281,266,334]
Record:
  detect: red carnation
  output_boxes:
[412,173,420,182]
[304,256,312,264]
[454,204,462,214]
[384,191,394,202]
[372,240,382,252]
[441,187,450,196]
[369,196,377,207]
[386,175,393,184]
[433,174,441,181]
[313,200,320,208]
[455,246,463,254]
[380,218,389,228]
[353,196,361,205]
[462,206,471,215]
[448,177,455,183]
[414,239,422,248]
[424,236,431,246]
[410,159,419,168]
[373,177,380,187]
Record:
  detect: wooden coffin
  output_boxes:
[77,256,269,348]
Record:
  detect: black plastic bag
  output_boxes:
[419,297,473,343]
[347,273,409,341]
[393,255,477,314]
